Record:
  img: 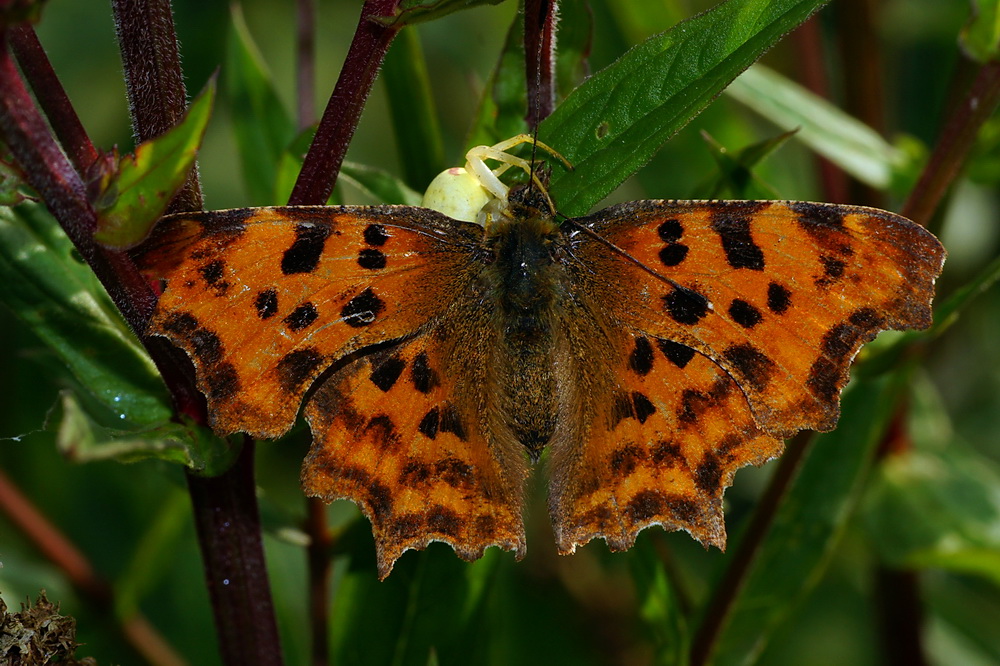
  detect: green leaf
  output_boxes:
[93,80,214,249]
[725,64,910,191]
[865,436,1000,586]
[538,0,831,216]
[0,205,171,426]
[383,27,447,190]
[225,5,296,204]
[377,0,508,27]
[707,376,901,666]
[55,391,239,476]
[961,0,1000,63]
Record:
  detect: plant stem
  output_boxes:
[186,441,284,665]
[110,0,202,213]
[524,0,558,128]
[791,16,849,204]
[296,0,316,130]
[288,0,401,206]
[903,58,1000,226]
[8,25,98,173]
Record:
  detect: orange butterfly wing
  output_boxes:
[547,200,943,553]
[577,200,944,437]
[302,335,528,579]
[135,206,483,438]
[137,206,529,577]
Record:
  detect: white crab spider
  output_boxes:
[421,134,571,226]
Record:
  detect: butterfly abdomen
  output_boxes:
[484,214,565,459]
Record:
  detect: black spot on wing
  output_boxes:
[695,452,722,493]
[610,392,656,427]
[664,286,710,324]
[161,312,223,365]
[370,354,406,392]
[276,347,325,393]
[439,403,467,441]
[427,505,461,536]
[728,299,762,328]
[284,302,319,332]
[723,343,775,392]
[255,289,278,319]
[767,282,791,314]
[206,362,240,401]
[626,490,666,522]
[629,337,655,376]
[366,414,400,452]
[411,351,440,394]
[659,244,689,266]
[282,224,331,275]
[633,393,655,423]
[341,288,384,327]
[363,223,390,246]
[436,458,475,490]
[657,219,683,242]
[199,260,228,294]
[610,444,643,475]
[418,407,440,439]
[358,248,387,270]
[790,201,845,234]
[657,339,696,368]
[816,255,847,287]
[710,210,765,270]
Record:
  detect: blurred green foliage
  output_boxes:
[2,0,1000,664]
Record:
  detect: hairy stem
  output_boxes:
[524,0,558,128]
[8,25,98,173]
[288,0,401,206]
[111,0,202,213]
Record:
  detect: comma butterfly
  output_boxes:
[134,137,945,578]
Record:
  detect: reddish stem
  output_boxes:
[296,0,317,130]
[109,2,284,662]
[288,0,401,206]
[186,441,284,666]
[8,25,99,173]
[902,59,1000,226]
[110,0,202,213]
[524,0,558,128]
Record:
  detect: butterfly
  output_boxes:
[134,137,945,579]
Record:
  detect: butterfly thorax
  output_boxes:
[482,191,564,460]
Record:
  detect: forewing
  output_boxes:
[577,200,945,437]
[134,205,482,438]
